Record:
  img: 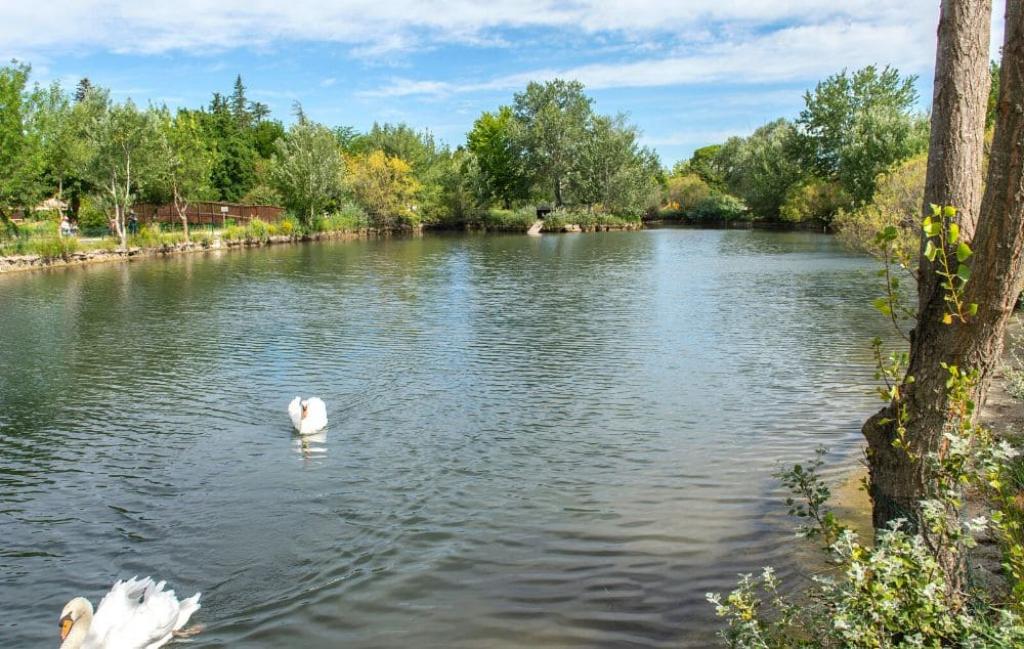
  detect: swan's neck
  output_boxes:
[60,607,93,649]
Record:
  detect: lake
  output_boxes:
[0,228,894,647]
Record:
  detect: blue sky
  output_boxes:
[0,1,1006,166]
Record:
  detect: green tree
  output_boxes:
[32,81,96,218]
[718,119,805,219]
[796,65,926,203]
[569,113,661,216]
[513,79,593,206]
[683,144,725,188]
[85,99,161,248]
[200,93,257,201]
[154,108,215,240]
[467,106,529,208]
[0,62,43,223]
[270,120,344,226]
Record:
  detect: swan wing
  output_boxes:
[92,577,200,649]
[305,397,328,433]
[288,396,303,431]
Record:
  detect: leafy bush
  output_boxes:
[245,218,270,242]
[779,177,850,224]
[689,193,750,222]
[318,202,369,232]
[278,216,297,236]
[834,153,926,257]
[664,172,712,213]
[77,196,109,236]
[478,207,537,231]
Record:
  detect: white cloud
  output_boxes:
[0,1,946,59]
[365,18,939,98]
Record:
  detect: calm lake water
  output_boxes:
[1,228,895,647]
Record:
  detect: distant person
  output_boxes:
[59,215,73,237]
[128,212,139,235]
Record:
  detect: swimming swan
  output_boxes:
[289,396,328,435]
[59,577,201,649]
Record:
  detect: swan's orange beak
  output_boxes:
[301,404,308,419]
[60,615,73,641]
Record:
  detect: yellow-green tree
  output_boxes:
[347,151,421,228]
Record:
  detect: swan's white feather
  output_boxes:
[85,577,200,648]
[289,396,327,435]
[288,396,303,431]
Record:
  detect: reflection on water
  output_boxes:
[294,430,329,462]
[0,229,897,648]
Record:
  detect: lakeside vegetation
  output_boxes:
[1,57,1000,264]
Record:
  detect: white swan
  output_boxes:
[59,577,201,649]
[288,396,327,435]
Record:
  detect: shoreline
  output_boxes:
[829,319,1022,593]
[0,220,648,276]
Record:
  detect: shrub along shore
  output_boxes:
[0,207,644,275]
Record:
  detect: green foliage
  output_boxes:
[663,173,711,215]
[688,193,750,222]
[779,177,849,224]
[430,148,486,225]
[717,119,805,219]
[988,60,1001,129]
[0,62,44,219]
[923,204,977,325]
[796,65,927,204]
[678,144,725,188]
[541,207,639,231]
[513,79,594,206]
[834,153,926,257]
[570,113,662,217]
[271,120,344,226]
[316,203,370,232]
[467,106,530,209]
[476,206,537,231]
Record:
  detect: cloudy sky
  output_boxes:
[0,1,1007,165]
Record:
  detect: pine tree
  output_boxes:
[74,78,93,103]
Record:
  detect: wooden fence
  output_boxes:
[131,202,284,227]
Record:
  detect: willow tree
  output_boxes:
[861,0,1024,588]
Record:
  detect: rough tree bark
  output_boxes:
[863,0,993,532]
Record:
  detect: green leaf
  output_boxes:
[924,240,938,262]
[929,203,941,216]
[872,297,892,316]
[949,222,960,244]
[969,303,979,316]
[943,313,953,325]
[957,264,971,282]
[942,205,957,218]
[956,241,972,262]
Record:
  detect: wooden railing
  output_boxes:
[131,202,284,227]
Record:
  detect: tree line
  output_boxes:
[0,69,664,247]
[667,63,1000,228]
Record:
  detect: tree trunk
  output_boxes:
[864,0,993,532]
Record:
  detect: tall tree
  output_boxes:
[270,120,344,226]
[861,0,996,590]
[797,65,927,203]
[73,77,93,103]
[467,106,529,208]
[0,62,43,222]
[569,113,661,216]
[230,74,250,126]
[513,79,593,206]
[85,99,161,248]
[154,108,215,240]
